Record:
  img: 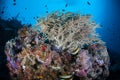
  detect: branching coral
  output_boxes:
[37,12,102,53]
[5,12,110,80]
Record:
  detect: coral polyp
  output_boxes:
[5,12,110,80]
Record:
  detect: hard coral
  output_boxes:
[5,12,110,80]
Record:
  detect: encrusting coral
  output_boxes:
[5,12,110,80]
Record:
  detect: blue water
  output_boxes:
[0,0,120,54]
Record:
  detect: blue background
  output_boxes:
[0,0,120,79]
[0,0,120,56]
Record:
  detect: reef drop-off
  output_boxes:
[5,12,110,80]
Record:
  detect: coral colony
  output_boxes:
[5,12,110,80]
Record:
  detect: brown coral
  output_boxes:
[5,12,110,80]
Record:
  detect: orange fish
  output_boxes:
[37,75,43,79]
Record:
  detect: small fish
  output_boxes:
[13,0,16,2]
[62,9,65,12]
[1,11,4,14]
[36,16,38,18]
[25,8,27,10]
[100,24,103,27]
[37,75,43,79]
[46,11,48,13]
[45,5,47,7]
[13,3,16,5]
[71,47,79,55]
[87,1,91,5]
[65,3,68,7]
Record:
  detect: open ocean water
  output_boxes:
[0,0,120,80]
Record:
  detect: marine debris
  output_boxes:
[5,12,110,80]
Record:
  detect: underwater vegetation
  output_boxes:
[5,12,110,80]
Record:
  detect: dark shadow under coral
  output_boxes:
[0,18,23,80]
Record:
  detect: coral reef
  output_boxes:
[5,12,110,80]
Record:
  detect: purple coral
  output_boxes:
[5,12,110,80]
